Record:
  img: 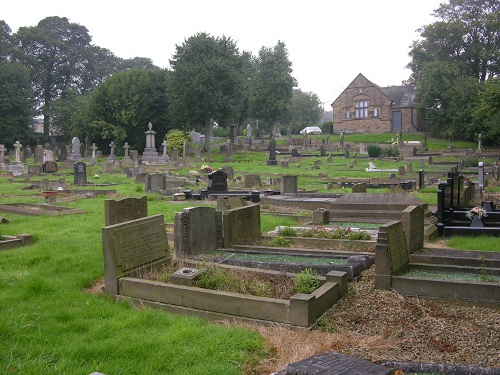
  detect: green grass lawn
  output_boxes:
[0,135,498,374]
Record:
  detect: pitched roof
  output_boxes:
[379,85,417,108]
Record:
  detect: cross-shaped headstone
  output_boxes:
[13,141,23,163]
[161,140,167,156]
[109,141,116,156]
[123,142,130,157]
[91,143,97,159]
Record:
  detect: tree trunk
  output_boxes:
[204,118,211,152]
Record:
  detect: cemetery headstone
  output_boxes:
[145,173,167,193]
[172,148,179,162]
[221,165,234,180]
[107,141,116,161]
[58,144,68,162]
[159,140,169,162]
[229,125,235,143]
[312,208,330,225]
[222,204,261,247]
[142,122,159,161]
[35,145,44,163]
[174,207,223,257]
[42,161,58,173]
[102,214,170,294]
[375,220,409,289]
[69,137,82,160]
[0,144,6,170]
[104,196,148,226]
[244,174,261,188]
[340,132,345,150]
[8,164,24,177]
[183,139,190,159]
[207,169,228,192]
[74,161,87,185]
[216,196,248,211]
[28,165,41,175]
[13,141,23,164]
[281,175,298,194]
[401,205,424,254]
[44,148,54,162]
[267,136,277,166]
[351,182,367,193]
[246,123,252,140]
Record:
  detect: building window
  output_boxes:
[346,109,351,119]
[373,107,378,117]
[355,101,368,118]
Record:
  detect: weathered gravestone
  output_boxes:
[221,165,234,180]
[8,164,24,177]
[351,182,367,193]
[104,196,148,226]
[207,169,228,192]
[145,173,167,193]
[102,214,170,294]
[401,205,424,254]
[244,174,261,188]
[223,204,261,247]
[374,221,409,289]
[312,208,330,225]
[174,207,223,258]
[281,175,298,194]
[281,351,394,375]
[74,161,87,185]
[42,161,58,173]
[216,196,248,211]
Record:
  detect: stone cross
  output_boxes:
[161,140,167,156]
[0,144,5,163]
[123,142,130,157]
[91,143,97,159]
[13,141,22,164]
[109,141,116,156]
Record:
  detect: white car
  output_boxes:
[299,126,322,135]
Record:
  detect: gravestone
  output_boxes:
[314,159,321,167]
[281,175,298,194]
[267,136,277,166]
[159,140,169,162]
[74,161,87,185]
[221,165,234,180]
[222,204,261,247]
[107,141,116,161]
[142,122,159,161]
[183,139,190,158]
[8,164,24,177]
[104,196,148,226]
[172,148,179,162]
[40,178,66,191]
[339,132,345,150]
[244,174,261,188]
[28,165,41,175]
[291,149,300,157]
[216,196,248,211]
[58,144,68,162]
[145,173,167,193]
[283,352,393,375]
[207,169,228,192]
[102,214,170,294]
[174,207,223,258]
[401,205,424,254]
[42,161,58,173]
[194,147,201,158]
[44,148,54,162]
[191,131,202,144]
[69,137,82,160]
[312,208,330,225]
[0,144,7,170]
[34,145,43,163]
[13,141,23,164]
[351,182,367,193]
[102,161,117,174]
[246,123,252,140]
[375,221,409,289]
[281,160,289,168]
[398,166,405,175]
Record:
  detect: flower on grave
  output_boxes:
[465,207,487,220]
[200,164,214,173]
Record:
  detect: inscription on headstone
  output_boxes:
[207,169,228,192]
[42,161,58,173]
[74,161,87,185]
[104,196,148,226]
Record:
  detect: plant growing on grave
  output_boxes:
[367,144,382,158]
[267,236,291,247]
[278,226,297,237]
[347,231,372,240]
[292,268,320,294]
[382,144,400,157]
[466,207,487,220]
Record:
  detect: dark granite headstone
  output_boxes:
[74,161,87,185]
[207,169,228,191]
[42,161,58,173]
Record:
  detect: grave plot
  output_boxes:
[0,203,85,216]
[102,198,348,329]
[0,234,33,251]
[436,171,500,236]
[375,220,500,308]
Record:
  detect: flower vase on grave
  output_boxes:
[470,216,484,228]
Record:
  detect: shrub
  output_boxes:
[463,156,479,168]
[367,144,382,157]
[267,236,291,247]
[278,226,298,237]
[382,145,400,157]
[347,231,372,240]
[166,129,192,155]
[292,268,320,294]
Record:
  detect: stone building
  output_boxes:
[331,73,421,133]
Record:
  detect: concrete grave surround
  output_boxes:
[174,207,223,258]
[102,214,170,294]
[104,196,148,226]
[223,204,261,247]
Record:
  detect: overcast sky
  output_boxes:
[4,0,442,109]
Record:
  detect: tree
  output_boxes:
[0,21,12,61]
[169,33,245,151]
[87,69,170,152]
[0,61,36,145]
[473,77,500,145]
[407,0,500,140]
[289,89,322,134]
[249,41,297,136]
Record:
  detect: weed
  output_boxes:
[267,236,291,247]
[292,268,320,294]
[278,226,297,237]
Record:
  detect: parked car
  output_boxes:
[299,126,322,135]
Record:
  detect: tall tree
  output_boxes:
[169,33,244,151]
[473,77,500,144]
[249,41,297,136]
[0,21,12,61]
[407,0,500,140]
[289,89,322,133]
[87,69,170,152]
[0,61,36,145]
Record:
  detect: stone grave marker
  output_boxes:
[8,164,24,177]
[281,175,297,194]
[28,165,41,175]
[69,137,82,160]
[244,174,261,188]
[216,196,248,211]
[281,160,289,168]
[145,173,167,193]
[34,145,44,163]
[312,208,330,225]
[13,141,23,164]
[104,196,148,226]
[74,161,87,185]
[351,182,367,193]
[183,139,190,159]
[42,161,58,173]
[207,169,228,192]
[375,221,409,289]
[222,204,261,247]
[174,207,223,258]
[40,178,66,191]
[283,351,393,375]
[172,148,179,161]
[221,165,234,180]
[267,136,277,166]
[44,148,54,162]
[401,205,424,254]
[102,214,169,294]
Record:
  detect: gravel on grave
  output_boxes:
[319,266,500,369]
[243,266,499,374]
